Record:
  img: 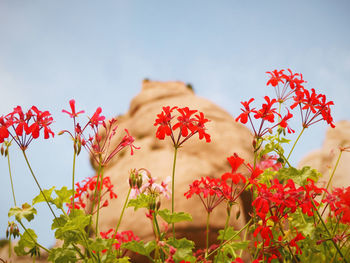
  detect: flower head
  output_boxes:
[154,106,211,146]
[62,99,85,118]
[0,105,54,150]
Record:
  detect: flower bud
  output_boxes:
[77,141,82,155]
[57,130,65,136]
[156,201,161,210]
[5,148,8,157]
[1,145,4,156]
[252,139,257,149]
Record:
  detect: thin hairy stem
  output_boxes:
[206,219,252,259]
[171,146,178,238]
[286,127,305,162]
[311,199,347,262]
[22,150,57,220]
[7,149,17,206]
[71,151,77,211]
[205,212,211,258]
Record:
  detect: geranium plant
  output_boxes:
[1,69,349,263]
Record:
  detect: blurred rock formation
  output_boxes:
[95,80,254,248]
[298,120,350,189]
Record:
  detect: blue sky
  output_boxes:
[1,1,350,247]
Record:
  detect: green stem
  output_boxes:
[171,147,178,238]
[205,212,211,258]
[239,219,250,258]
[72,151,77,211]
[21,150,57,220]
[7,149,17,206]
[325,150,342,192]
[217,205,231,261]
[18,221,49,253]
[115,187,131,233]
[88,163,103,237]
[311,199,347,262]
[286,127,305,162]
[95,166,105,237]
[206,219,252,260]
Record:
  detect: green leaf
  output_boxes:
[14,228,37,256]
[88,237,112,253]
[8,203,37,222]
[277,166,321,186]
[158,209,192,224]
[53,210,90,245]
[217,227,240,241]
[167,238,195,262]
[48,247,77,263]
[224,241,250,250]
[121,240,156,257]
[53,186,74,209]
[32,186,55,205]
[127,194,153,211]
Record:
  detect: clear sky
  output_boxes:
[1,1,350,247]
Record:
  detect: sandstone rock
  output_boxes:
[298,120,350,189]
[95,80,255,246]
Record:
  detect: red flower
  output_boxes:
[235,98,256,124]
[221,154,246,184]
[266,69,285,87]
[172,107,198,137]
[89,107,105,127]
[1,105,54,150]
[99,228,139,252]
[289,229,305,255]
[67,175,117,214]
[194,112,211,142]
[154,106,176,140]
[61,101,139,166]
[324,186,350,224]
[184,176,225,213]
[62,99,85,118]
[291,87,335,128]
[267,69,305,103]
[154,106,211,147]
[279,110,294,133]
[254,96,279,123]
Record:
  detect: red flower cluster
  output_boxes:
[324,186,350,224]
[291,87,335,128]
[235,96,294,138]
[61,100,139,166]
[185,154,262,212]
[154,106,211,147]
[184,176,225,213]
[266,69,305,102]
[0,105,54,150]
[251,178,324,259]
[67,175,117,214]
[100,228,139,251]
[236,69,335,140]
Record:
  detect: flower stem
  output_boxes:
[7,149,17,206]
[21,150,57,220]
[325,149,342,192]
[71,151,77,211]
[286,127,305,162]
[115,187,131,233]
[205,212,211,257]
[95,166,105,237]
[171,146,178,238]
[206,219,252,259]
[217,205,231,261]
[311,199,348,262]
[18,220,49,253]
